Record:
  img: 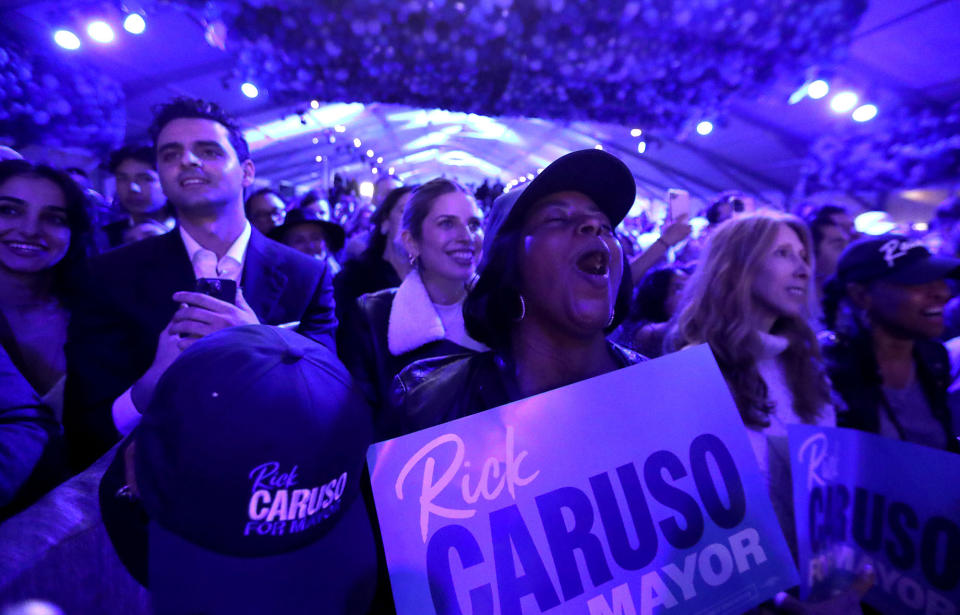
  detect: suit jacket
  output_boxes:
[63,228,337,470]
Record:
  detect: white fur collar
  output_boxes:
[387,270,447,355]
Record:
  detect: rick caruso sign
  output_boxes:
[368,345,799,615]
[789,424,960,615]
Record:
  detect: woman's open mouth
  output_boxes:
[576,249,609,277]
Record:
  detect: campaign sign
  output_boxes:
[368,345,799,615]
[789,424,960,615]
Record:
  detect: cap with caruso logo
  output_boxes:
[834,234,960,285]
[132,325,376,614]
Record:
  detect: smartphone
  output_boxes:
[195,278,237,304]
[667,189,691,222]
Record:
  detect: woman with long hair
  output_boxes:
[338,179,486,422]
[0,160,91,420]
[667,212,834,552]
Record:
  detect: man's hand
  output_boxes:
[170,287,259,350]
[131,319,183,412]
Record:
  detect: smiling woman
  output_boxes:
[0,160,90,512]
[338,179,488,426]
[821,235,960,454]
[0,160,90,417]
[665,211,835,562]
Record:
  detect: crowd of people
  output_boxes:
[0,96,957,614]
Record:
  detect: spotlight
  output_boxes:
[312,137,319,144]
[526,173,534,180]
[335,125,346,133]
[310,100,320,109]
[594,144,603,150]
[241,82,259,98]
[353,138,361,148]
[366,149,374,158]
[86,20,115,43]
[359,181,375,198]
[637,141,647,154]
[328,135,336,144]
[852,104,878,122]
[830,91,858,114]
[808,80,830,99]
[315,155,323,162]
[388,167,395,175]
[696,121,713,136]
[372,168,379,174]
[53,29,81,50]
[630,128,642,137]
[123,13,146,35]
[376,156,383,164]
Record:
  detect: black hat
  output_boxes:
[484,149,635,253]
[834,234,960,286]
[268,208,347,253]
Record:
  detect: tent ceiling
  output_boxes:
[3,0,958,201]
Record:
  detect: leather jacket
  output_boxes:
[383,342,645,440]
[337,287,477,419]
[820,328,959,453]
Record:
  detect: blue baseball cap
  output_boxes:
[101,325,377,614]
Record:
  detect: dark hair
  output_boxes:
[464,226,633,352]
[298,190,324,210]
[365,185,417,259]
[108,144,156,174]
[64,167,88,178]
[148,97,250,162]
[402,178,469,242]
[244,187,286,217]
[629,266,686,323]
[0,160,91,301]
[804,204,848,254]
[706,190,746,225]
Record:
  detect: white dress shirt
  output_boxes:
[111,222,252,436]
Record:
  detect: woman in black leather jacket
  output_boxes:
[384,149,641,439]
[821,234,960,453]
[338,179,487,420]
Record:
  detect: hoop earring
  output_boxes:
[514,294,526,322]
[408,253,419,268]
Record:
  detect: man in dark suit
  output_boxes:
[64,98,337,470]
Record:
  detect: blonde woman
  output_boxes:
[666,211,873,612]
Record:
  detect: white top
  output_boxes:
[745,331,836,560]
[434,300,487,352]
[111,223,253,436]
[178,221,250,281]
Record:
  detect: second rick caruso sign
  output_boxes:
[367,344,799,615]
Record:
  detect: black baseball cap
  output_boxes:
[484,149,635,253]
[835,234,960,286]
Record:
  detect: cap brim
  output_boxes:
[499,149,635,237]
[148,495,376,615]
[882,256,960,285]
